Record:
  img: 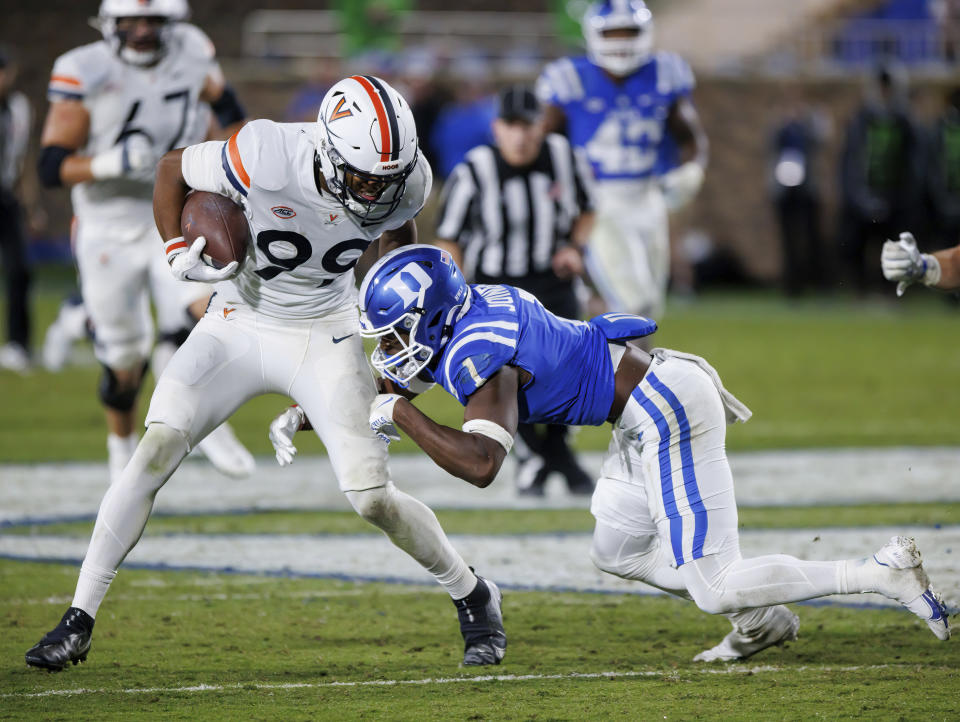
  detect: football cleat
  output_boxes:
[195,423,256,478]
[41,297,90,372]
[454,575,507,666]
[694,605,799,662]
[25,607,95,672]
[873,535,950,641]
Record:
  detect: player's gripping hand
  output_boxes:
[369,394,402,444]
[90,134,157,181]
[881,232,942,296]
[269,405,306,467]
[661,161,705,212]
[165,236,239,282]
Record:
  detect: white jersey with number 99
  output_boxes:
[180,119,432,320]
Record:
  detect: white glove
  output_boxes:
[661,161,705,212]
[881,232,942,297]
[269,405,306,467]
[165,236,239,283]
[90,134,157,181]
[369,393,402,444]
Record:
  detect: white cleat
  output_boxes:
[873,535,950,641]
[196,423,256,478]
[0,343,31,373]
[694,606,800,662]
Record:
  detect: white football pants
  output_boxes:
[72,295,475,617]
[585,182,670,319]
[75,215,209,370]
[590,352,871,616]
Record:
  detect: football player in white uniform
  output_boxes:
[25,75,506,672]
[37,0,253,483]
[537,0,708,320]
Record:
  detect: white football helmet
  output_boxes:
[94,0,190,66]
[583,0,654,76]
[315,75,419,226]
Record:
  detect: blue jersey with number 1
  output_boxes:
[536,52,694,182]
[427,285,657,426]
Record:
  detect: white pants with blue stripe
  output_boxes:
[591,353,858,615]
[592,352,739,566]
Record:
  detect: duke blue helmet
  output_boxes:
[583,0,654,76]
[359,245,470,386]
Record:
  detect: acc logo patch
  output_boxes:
[271,206,296,219]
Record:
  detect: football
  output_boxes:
[180,191,250,271]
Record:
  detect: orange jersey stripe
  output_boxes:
[350,75,391,162]
[227,132,251,188]
[50,75,83,87]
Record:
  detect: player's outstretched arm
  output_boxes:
[881,232,960,293]
[378,367,520,488]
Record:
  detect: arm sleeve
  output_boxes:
[438,327,519,404]
[434,162,478,244]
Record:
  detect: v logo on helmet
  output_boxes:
[329,96,353,122]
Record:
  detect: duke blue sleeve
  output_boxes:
[438,321,520,404]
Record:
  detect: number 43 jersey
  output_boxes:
[181,119,433,320]
[48,23,221,221]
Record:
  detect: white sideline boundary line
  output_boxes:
[1,664,923,699]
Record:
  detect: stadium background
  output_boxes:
[2,1,959,719]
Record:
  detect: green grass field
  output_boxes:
[2,270,959,719]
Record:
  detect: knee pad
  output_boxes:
[589,527,658,578]
[98,360,149,412]
[679,560,736,615]
[345,485,396,526]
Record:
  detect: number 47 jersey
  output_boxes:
[180,119,433,320]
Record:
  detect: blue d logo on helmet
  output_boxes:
[359,245,470,386]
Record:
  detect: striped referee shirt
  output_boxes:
[435,133,593,282]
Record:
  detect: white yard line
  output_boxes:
[2,447,960,523]
[0,664,940,699]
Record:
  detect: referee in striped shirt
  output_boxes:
[433,85,596,496]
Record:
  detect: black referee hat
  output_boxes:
[497,85,542,123]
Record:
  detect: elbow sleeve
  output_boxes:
[38,146,72,188]
[211,85,246,128]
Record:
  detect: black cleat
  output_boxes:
[25,607,94,672]
[454,575,506,666]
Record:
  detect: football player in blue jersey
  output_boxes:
[272,244,951,660]
[537,0,707,320]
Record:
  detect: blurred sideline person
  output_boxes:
[537,0,708,320]
[0,46,40,373]
[770,98,829,297]
[925,86,960,249]
[838,62,922,294]
[25,76,506,672]
[433,86,596,496]
[881,230,960,292]
[275,245,950,661]
[37,0,253,483]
